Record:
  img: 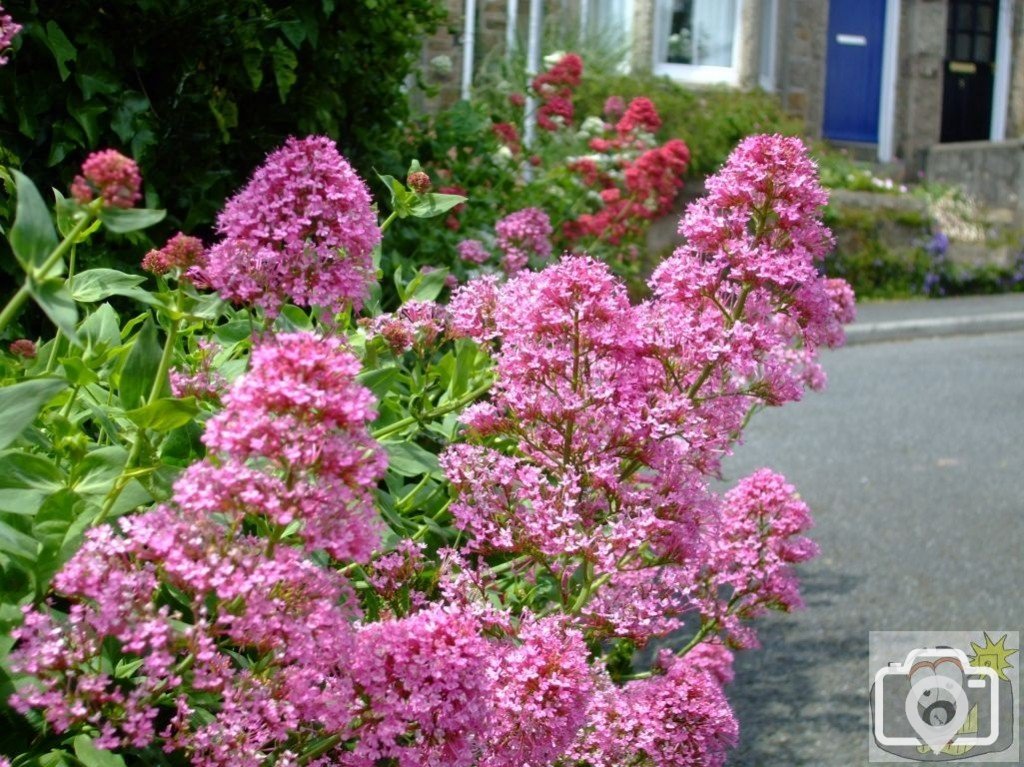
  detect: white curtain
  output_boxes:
[692,0,736,67]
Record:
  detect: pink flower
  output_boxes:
[616,96,662,135]
[603,95,626,120]
[71,150,142,209]
[344,608,491,767]
[8,338,35,358]
[456,238,491,265]
[0,5,21,65]
[199,332,386,559]
[142,232,205,276]
[574,659,738,767]
[481,617,595,767]
[364,299,447,354]
[494,208,552,274]
[407,170,431,193]
[205,135,380,317]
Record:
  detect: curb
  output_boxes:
[845,311,1024,345]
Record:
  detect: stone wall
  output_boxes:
[775,0,829,136]
[895,0,948,173]
[926,139,1024,211]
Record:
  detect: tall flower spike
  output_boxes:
[205,135,381,317]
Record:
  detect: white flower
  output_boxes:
[544,50,567,69]
[430,55,453,75]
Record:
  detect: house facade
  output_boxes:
[425,0,1024,173]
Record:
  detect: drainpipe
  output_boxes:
[579,0,589,43]
[461,0,477,101]
[523,0,544,159]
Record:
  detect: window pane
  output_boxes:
[662,0,738,67]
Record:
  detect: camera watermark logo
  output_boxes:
[869,631,1018,762]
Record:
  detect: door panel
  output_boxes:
[823,0,887,143]
[941,0,998,142]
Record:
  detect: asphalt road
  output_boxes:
[720,327,1024,766]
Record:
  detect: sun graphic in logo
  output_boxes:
[968,632,1018,682]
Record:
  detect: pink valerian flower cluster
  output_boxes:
[532,52,583,131]
[481,617,594,767]
[142,232,206,276]
[0,4,21,65]
[615,96,662,136]
[563,98,689,245]
[8,338,35,358]
[710,469,820,617]
[572,656,739,767]
[363,299,448,354]
[204,136,381,317]
[10,332,490,765]
[457,238,491,265]
[444,137,852,652]
[169,339,227,402]
[70,150,142,209]
[193,332,386,559]
[494,207,553,274]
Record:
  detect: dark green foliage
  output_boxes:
[0,0,446,236]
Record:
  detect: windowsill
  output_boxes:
[653,62,739,86]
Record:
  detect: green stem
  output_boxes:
[299,734,343,764]
[372,380,492,441]
[380,210,399,233]
[0,208,97,338]
[92,318,180,527]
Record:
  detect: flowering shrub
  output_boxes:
[383,53,691,293]
[0,131,853,766]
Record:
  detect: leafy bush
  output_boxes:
[0,129,856,766]
[0,0,445,236]
[379,53,693,300]
[574,74,803,176]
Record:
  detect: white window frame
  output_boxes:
[652,0,744,86]
[990,0,1013,141]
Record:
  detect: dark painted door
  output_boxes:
[941,0,998,142]
[823,0,887,143]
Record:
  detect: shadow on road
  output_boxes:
[727,569,866,766]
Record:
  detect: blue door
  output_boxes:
[822,0,887,142]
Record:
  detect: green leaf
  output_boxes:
[9,170,59,272]
[119,316,161,409]
[0,378,68,452]
[0,451,65,515]
[385,441,440,477]
[408,268,449,302]
[79,303,122,357]
[61,357,99,386]
[242,48,264,90]
[44,21,78,81]
[97,207,166,233]
[408,193,466,219]
[375,171,413,217]
[70,268,146,302]
[28,278,80,341]
[74,735,127,767]
[0,519,38,563]
[358,366,400,399]
[70,446,127,499]
[126,397,199,432]
[270,40,298,102]
[32,489,85,588]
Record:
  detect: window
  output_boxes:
[654,0,742,84]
